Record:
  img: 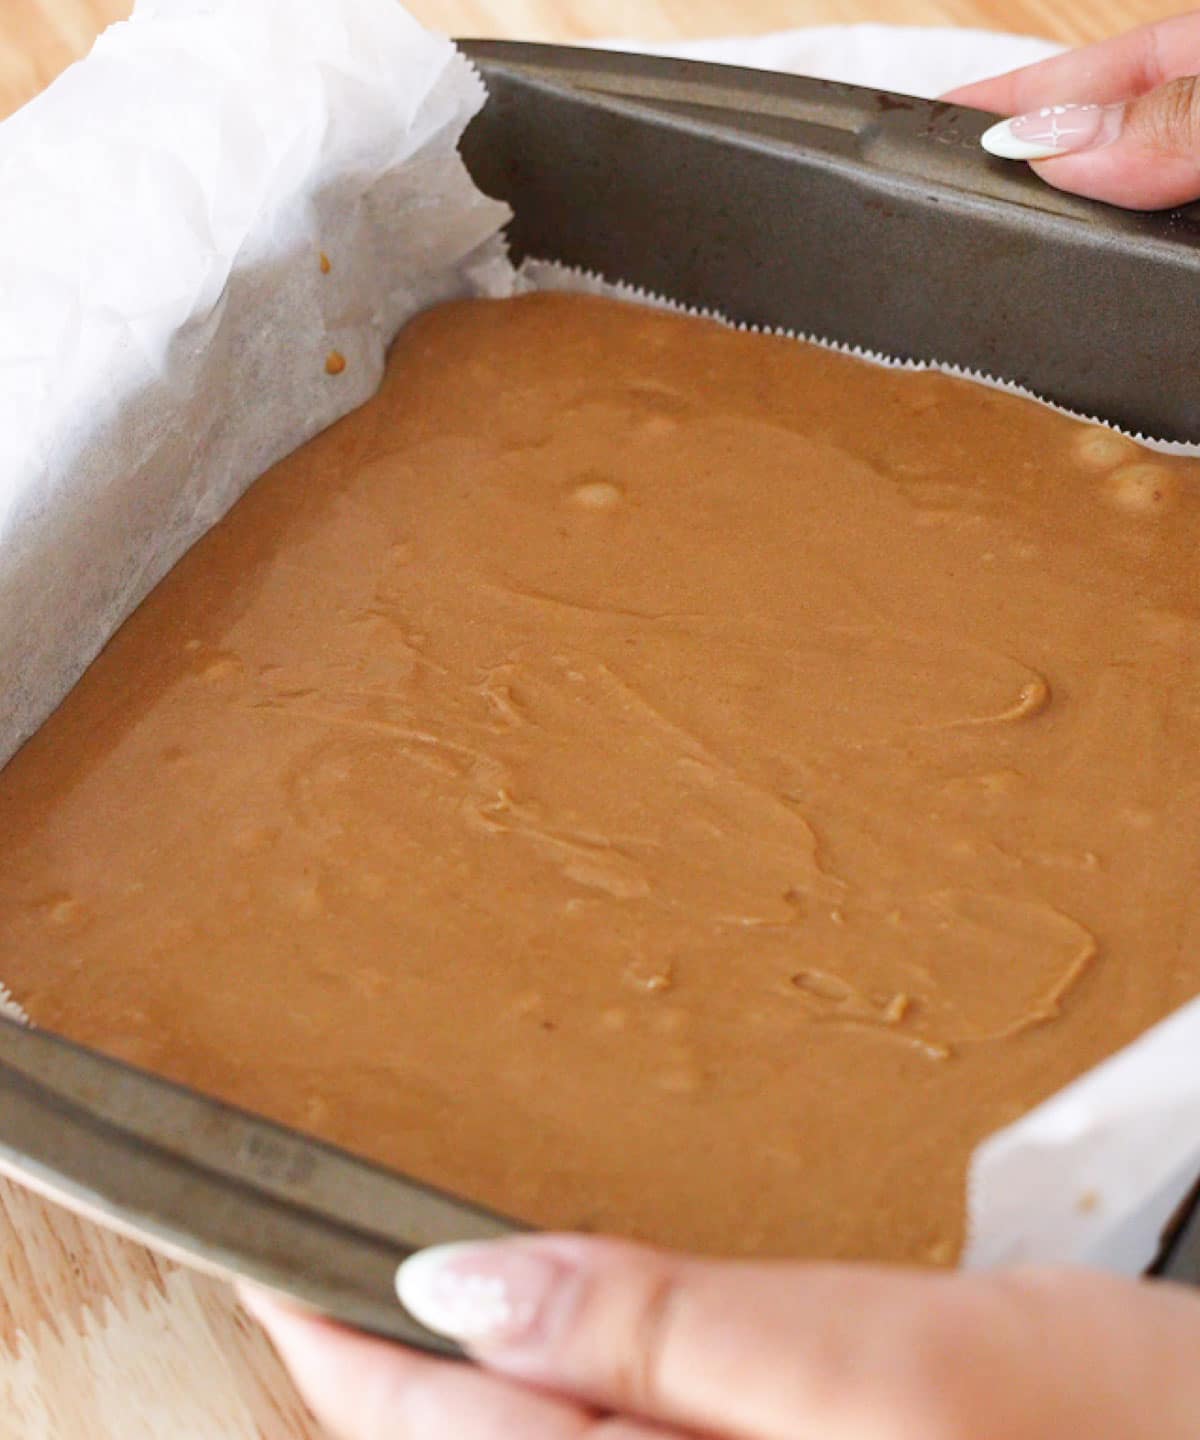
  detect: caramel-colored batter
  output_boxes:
[3,293,1200,1264]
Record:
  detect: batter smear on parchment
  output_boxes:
[2,293,1199,1264]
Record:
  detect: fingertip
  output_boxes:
[242,1267,603,1440]
[236,1282,324,1336]
[235,1282,371,1389]
[238,1284,447,1438]
[938,72,1026,116]
[937,80,995,107]
[239,1293,327,1360]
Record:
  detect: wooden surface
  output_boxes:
[2,0,1197,117]
[0,1,1192,1437]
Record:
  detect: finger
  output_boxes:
[395,1236,973,1437]
[395,1239,1200,1440]
[238,1285,691,1440]
[941,10,1200,113]
[981,75,1200,209]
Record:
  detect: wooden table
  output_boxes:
[0,1,1190,1435]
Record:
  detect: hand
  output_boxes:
[943,9,1200,208]
[241,1235,1200,1438]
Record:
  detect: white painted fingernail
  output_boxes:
[983,103,1124,161]
[395,1242,565,1347]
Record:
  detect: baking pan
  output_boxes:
[461,41,1200,442]
[0,1021,520,1357]
[0,44,1197,1355]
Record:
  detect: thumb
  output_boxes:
[395,1236,1200,1439]
[399,1235,1137,1440]
[397,1234,962,1436]
[982,75,1200,209]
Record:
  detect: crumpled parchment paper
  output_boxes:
[0,0,513,772]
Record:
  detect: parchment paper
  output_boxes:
[0,2,1195,1278]
[0,0,513,774]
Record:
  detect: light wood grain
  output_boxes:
[0,1181,324,1439]
[0,0,1191,1436]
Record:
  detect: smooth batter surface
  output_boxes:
[3,293,1200,1264]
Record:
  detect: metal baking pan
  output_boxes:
[1,42,1198,1357]
[462,41,1200,441]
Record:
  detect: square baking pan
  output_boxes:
[0,42,1197,1358]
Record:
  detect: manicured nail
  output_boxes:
[982,103,1124,161]
[396,1242,566,1347]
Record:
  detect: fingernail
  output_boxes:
[982,103,1124,161]
[396,1242,566,1347]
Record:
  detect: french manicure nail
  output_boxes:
[982,103,1124,161]
[396,1242,566,1346]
